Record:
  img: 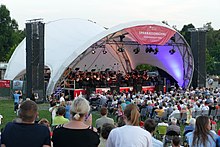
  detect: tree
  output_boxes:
[0,4,24,62]
[180,23,195,45]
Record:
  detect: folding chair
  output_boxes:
[157,125,167,140]
[210,109,216,117]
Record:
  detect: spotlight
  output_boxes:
[92,50,96,54]
[149,46,154,53]
[154,47,159,55]
[133,46,140,54]
[118,47,124,52]
[169,48,176,55]
[145,46,150,53]
[103,50,107,54]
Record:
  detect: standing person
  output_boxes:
[13,90,22,113]
[96,107,114,133]
[52,97,100,147]
[1,100,51,147]
[106,103,152,147]
[186,115,219,147]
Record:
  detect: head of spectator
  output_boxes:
[18,100,38,123]
[124,103,140,126]
[101,123,115,139]
[38,118,50,128]
[144,118,157,135]
[189,118,196,128]
[100,107,108,116]
[70,97,90,121]
[172,136,181,147]
[57,106,66,116]
[171,117,177,125]
[192,115,212,146]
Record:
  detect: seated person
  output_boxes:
[155,106,164,118]
[170,136,183,147]
[183,118,195,136]
[166,117,180,135]
[144,118,163,147]
[52,106,69,127]
[168,106,180,119]
[98,123,115,147]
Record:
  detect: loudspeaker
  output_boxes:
[190,31,206,88]
[26,21,45,101]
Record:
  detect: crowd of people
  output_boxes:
[1,86,220,146]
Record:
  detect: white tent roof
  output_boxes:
[5,19,194,95]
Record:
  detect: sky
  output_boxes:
[1,0,220,30]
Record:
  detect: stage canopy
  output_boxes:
[4,18,194,95]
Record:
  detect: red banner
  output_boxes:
[0,80,10,88]
[125,25,176,45]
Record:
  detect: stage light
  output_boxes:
[92,50,96,54]
[133,46,140,54]
[154,47,159,55]
[145,46,150,53]
[169,48,176,55]
[103,50,107,54]
[149,46,154,53]
[118,47,124,52]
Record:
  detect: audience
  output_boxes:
[1,100,51,147]
[183,118,196,136]
[106,104,152,147]
[95,107,114,133]
[186,115,219,147]
[144,118,163,147]
[170,136,183,147]
[167,117,180,135]
[52,97,100,147]
[98,123,115,147]
[52,106,69,126]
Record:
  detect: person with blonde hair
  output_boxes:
[106,103,152,147]
[52,97,99,147]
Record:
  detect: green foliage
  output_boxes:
[180,23,195,44]
[0,4,25,62]
[136,64,157,71]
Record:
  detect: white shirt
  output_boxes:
[59,96,65,102]
[152,136,163,147]
[106,125,152,147]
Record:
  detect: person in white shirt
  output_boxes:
[168,106,180,119]
[59,93,65,103]
[106,104,152,147]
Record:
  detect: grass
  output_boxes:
[0,99,51,130]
